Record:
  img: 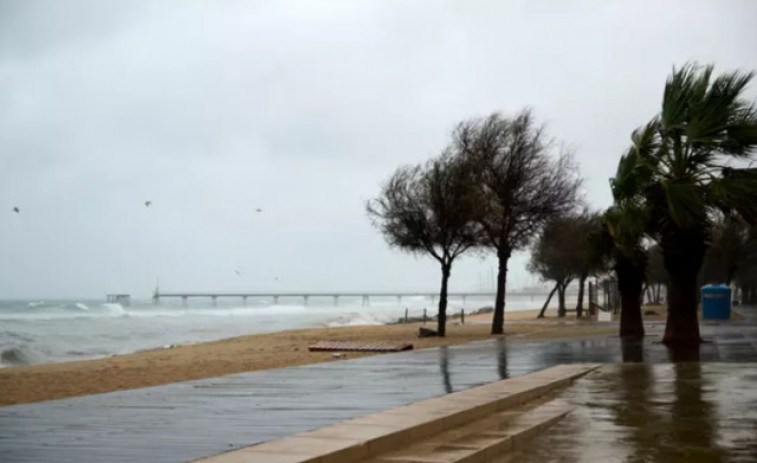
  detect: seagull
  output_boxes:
[145,201,152,207]
[255,208,262,213]
[12,207,19,213]
[235,270,241,276]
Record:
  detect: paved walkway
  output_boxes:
[1,309,756,463]
[495,363,757,462]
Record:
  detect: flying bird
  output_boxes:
[145,201,152,207]
[255,208,262,213]
[12,207,19,214]
[235,270,241,276]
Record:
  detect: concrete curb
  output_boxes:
[193,364,600,463]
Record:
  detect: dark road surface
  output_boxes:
[2,308,756,463]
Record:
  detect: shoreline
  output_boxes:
[0,309,616,406]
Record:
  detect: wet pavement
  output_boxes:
[1,307,756,462]
[495,363,757,463]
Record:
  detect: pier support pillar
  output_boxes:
[211,295,217,307]
[304,295,309,306]
[182,296,188,307]
[274,295,279,304]
[333,295,338,306]
[462,295,467,307]
[397,295,402,304]
[242,296,248,306]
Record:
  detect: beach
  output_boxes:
[0,309,615,406]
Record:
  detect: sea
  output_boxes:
[0,293,562,367]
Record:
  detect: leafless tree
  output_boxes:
[367,151,479,336]
[454,110,582,334]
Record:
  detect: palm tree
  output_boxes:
[625,63,757,346]
[604,147,650,338]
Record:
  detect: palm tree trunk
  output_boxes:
[616,254,645,338]
[664,275,701,345]
[576,274,587,318]
[537,283,558,318]
[437,263,451,337]
[491,248,511,335]
[661,227,705,346]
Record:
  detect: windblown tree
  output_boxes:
[454,110,581,334]
[621,64,757,346]
[603,143,654,338]
[529,214,584,318]
[367,151,479,337]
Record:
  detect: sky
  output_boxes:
[1,0,756,298]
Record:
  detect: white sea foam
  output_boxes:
[0,293,561,366]
[325,313,395,327]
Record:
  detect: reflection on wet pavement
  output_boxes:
[495,363,757,463]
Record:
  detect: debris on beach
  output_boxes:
[418,327,439,337]
[309,341,413,352]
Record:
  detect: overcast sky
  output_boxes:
[1,0,756,298]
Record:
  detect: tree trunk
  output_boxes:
[437,263,451,337]
[557,283,567,317]
[616,253,645,338]
[661,226,706,346]
[491,248,511,335]
[537,283,559,318]
[576,274,587,318]
[655,284,661,304]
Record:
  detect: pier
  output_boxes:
[106,294,131,307]
[150,290,564,307]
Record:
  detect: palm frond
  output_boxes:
[603,200,649,261]
[661,63,708,132]
[662,180,707,228]
[708,167,757,224]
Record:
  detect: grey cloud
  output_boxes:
[1,0,756,297]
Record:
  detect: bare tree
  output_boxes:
[367,151,479,336]
[454,110,581,334]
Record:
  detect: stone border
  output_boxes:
[193,364,600,463]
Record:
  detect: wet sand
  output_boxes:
[0,309,614,405]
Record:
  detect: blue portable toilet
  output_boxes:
[701,284,732,319]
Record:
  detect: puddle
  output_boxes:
[494,363,757,462]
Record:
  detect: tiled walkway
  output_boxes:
[1,309,756,463]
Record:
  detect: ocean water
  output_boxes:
[0,293,557,367]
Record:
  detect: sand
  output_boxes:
[0,309,617,406]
